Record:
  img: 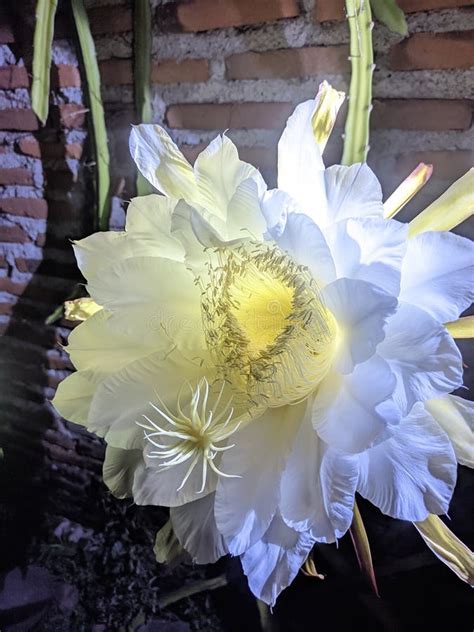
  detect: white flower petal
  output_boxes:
[124,195,186,261]
[52,369,99,426]
[400,231,474,323]
[194,135,266,222]
[325,217,408,296]
[226,177,267,241]
[66,309,151,375]
[319,448,359,539]
[241,513,315,606]
[357,402,457,521]
[73,196,186,283]
[103,445,143,499]
[129,124,197,200]
[323,278,398,374]
[378,303,463,414]
[215,403,304,556]
[170,492,228,564]
[280,410,357,540]
[277,99,327,224]
[312,356,400,453]
[88,349,208,449]
[261,189,295,238]
[426,395,474,468]
[324,163,384,225]
[86,256,204,355]
[133,449,217,508]
[276,213,336,287]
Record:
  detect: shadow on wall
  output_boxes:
[0,0,101,573]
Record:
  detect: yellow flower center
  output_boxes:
[201,243,337,407]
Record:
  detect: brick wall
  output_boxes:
[96,0,473,218]
[0,0,473,522]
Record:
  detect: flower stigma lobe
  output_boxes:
[138,378,244,494]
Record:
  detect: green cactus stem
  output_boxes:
[31,0,58,125]
[134,0,153,196]
[342,0,375,165]
[71,0,111,231]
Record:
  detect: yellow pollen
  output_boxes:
[200,243,337,407]
[229,268,294,358]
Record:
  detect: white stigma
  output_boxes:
[137,378,242,495]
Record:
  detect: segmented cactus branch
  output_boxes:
[342,0,374,165]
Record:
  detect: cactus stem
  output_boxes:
[342,0,374,165]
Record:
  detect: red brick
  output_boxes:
[14,257,41,273]
[372,99,472,130]
[0,168,33,186]
[88,6,132,35]
[395,150,474,180]
[0,198,48,219]
[181,143,206,164]
[17,137,41,158]
[181,143,277,170]
[176,0,299,32]
[400,0,474,11]
[0,301,14,315]
[53,65,81,88]
[314,1,345,21]
[65,143,83,160]
[151,58,209,84]
[0,66,29,89]
[0,109,38,131]
[0,23,14,43]
[239,146,276,170]
[166,102,294,130]
[59,104,86,128]
[99,57,210,85]
[0,225,31,244]
[36,233,46,246]
[99,59,133,85]
[17,139,84,161]
[390,32,474,70]
[226,46,349,80]
[315,0,474,21]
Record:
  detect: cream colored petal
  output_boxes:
[225,178,267,241]
[64,298,102,322]
[278,97,327,223]
[125,195,185,262]
[426,395,474,468]
[66,308,152,374]
[194,134,266,222]
[51,369,100,426]
[87,256,205,356]
[88,348,211,449]
[414,515,474,586]
[74,197,185,283]
[384,162,433,220]
[103,445,143,499]
[129,124,198,201]
[311,81,345,154]
[408,168,474,237]
[445,316,474,339]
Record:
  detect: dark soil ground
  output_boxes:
[0,454,473,632]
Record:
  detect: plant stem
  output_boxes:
[342,0,374,165]
[157,574,228,609]
[134,0,153,196]
[71,0,111,231]
[31,0,58,125]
